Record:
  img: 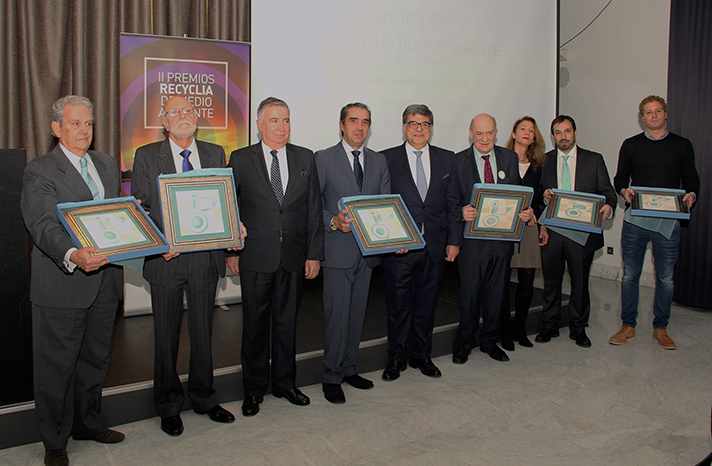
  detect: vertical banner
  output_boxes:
[120,33,250,192]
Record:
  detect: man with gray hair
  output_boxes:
[21,95,124,466]
[380,104,461,381]
[132,95,235,436]
[227,97,324,416]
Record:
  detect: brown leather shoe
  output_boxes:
[653,328,676,350]
[609,325,636,345]
[44,448,68,466]
[74,428,125,443]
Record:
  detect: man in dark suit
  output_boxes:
[315,103,391,403]
[453,113,534,364]
[535,115,616,348]
[21,95,124,466]
[227,97,324,416]
[132,96,235,436]
[380,104,461,381]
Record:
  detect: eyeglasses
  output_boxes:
[406,121,431,129]
[161,107,195,118]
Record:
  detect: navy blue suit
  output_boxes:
[382,143,461,361]
[454,145,522,350]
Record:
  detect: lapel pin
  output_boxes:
[498,170,505,180]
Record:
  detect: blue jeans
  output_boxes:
[620,221,680,329]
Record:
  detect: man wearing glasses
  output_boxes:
[380,104,461,381]
[132,95,235,436]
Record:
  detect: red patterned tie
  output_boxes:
[482,155,494,183]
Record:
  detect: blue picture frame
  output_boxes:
[464,183,533,241]
[542,189,605,234]
[157,168,242,252]
[630,186,690,220]
[57,196,169,262]
[338,194,425,256]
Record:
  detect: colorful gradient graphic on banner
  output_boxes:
[120,34,249,187]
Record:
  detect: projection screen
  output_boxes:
[252,0,558,154]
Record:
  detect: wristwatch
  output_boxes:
[330,216,338,231]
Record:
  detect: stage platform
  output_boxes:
[0,263,568,449]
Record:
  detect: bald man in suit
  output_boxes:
[453,113,534,365]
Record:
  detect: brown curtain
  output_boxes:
[0,0,250,163]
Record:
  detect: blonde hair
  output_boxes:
[504,116,546,169]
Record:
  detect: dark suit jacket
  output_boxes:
[381,143,461,261]
[315,142,390,269]
[455,145,522,261]
[20,146,123,308]
[228,142,324,273]
[539,146,616,252]
[521,162,544,219]
[131,139,227,283]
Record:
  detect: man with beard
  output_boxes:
[609,95,699,350]
[132,96,235,436]
[535,115,616,348]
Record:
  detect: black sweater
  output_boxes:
[613,132,699,195]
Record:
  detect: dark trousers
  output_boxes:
[33,270,119,450]
[322,258,372,384]
[384,250,445,361]
[456,253,510,350]
[540,230,594,332]
[239,261,303,396]
[500,267,536,326]
[151,252,219,418]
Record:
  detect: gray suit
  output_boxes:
[131,139,226,417]
[21,146,123,450]
[315,142,390,384]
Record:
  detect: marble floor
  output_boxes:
[2,276,712,466]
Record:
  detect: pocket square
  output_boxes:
[442,173,450,179]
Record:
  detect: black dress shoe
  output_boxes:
[241,395,263,417]
[195,405,235,423]
[452,347,471,364]
[480,344,510,362]
[535,327,560,343]
[382,359,408,381]
[73,428,125,443]
[570,330,592,348]
[409,358,442,377]
[343,374,374,389]
[274,387,310,406]
[322,382,346,404]
[161,415,184,436]
[44,448,68,466]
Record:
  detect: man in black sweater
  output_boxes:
[610,95,699,350]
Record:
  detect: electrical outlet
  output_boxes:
[607,247,614,255]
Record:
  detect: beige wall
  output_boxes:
[558,0,671,282]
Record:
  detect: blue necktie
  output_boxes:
[353,150,363,193]
[79,156,100,200]
[415,150,427,201]
[181,149,193,172]
[270,150,284,205]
